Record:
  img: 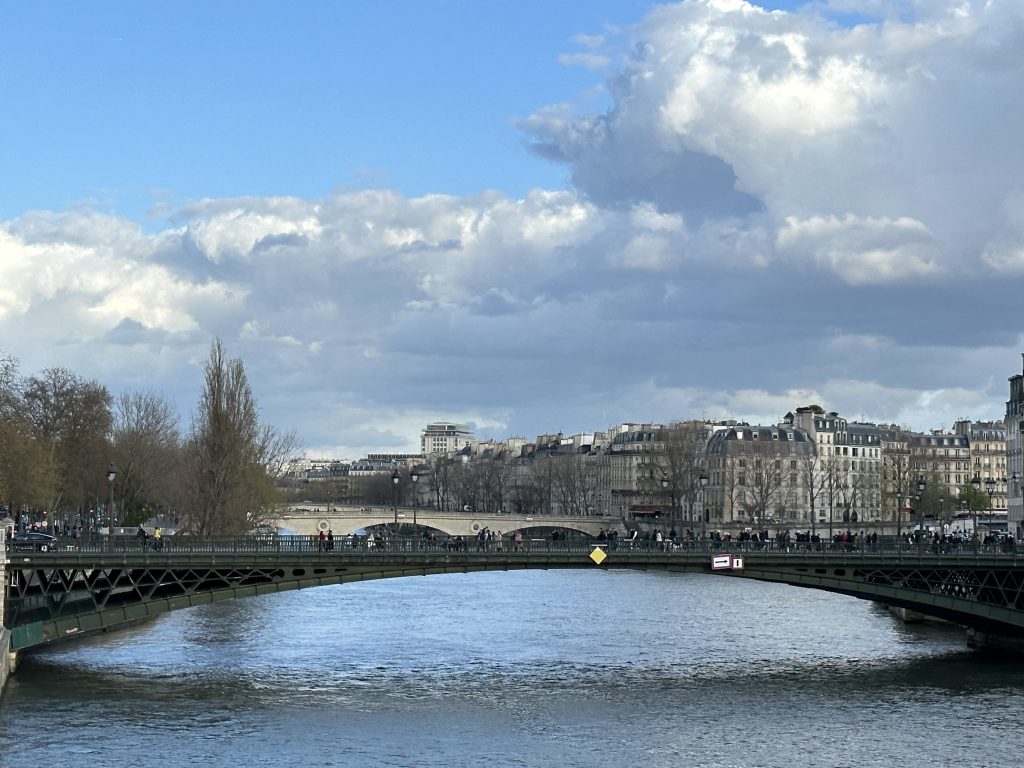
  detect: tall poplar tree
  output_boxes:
[182,339,295,534]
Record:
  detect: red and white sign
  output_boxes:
[711,554,744,571]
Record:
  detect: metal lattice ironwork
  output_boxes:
[7,537,1024,650]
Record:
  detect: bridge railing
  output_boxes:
[6,532,1024,560]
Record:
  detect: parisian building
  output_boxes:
[954,419,1009,511]
[1005,358,1024,538]
[420,422,473,456]
[706,423,817,530]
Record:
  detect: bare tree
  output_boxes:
[551,453,600,516]
[20,367,113,514]
[882,426,913,536]
[746,444,784,531]
[655,421,708,531]
[111,391,182,526]
[426,453,454,510]
[181,339,297,534]
[796,453,829,537]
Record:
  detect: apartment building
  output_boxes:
[954,418,1009,511]
[420,422,473,456]
[706,423,816,530]
[1005,360,1024,538]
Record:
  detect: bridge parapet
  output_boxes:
[7,534,1024,653]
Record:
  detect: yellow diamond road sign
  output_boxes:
[590,546,607,565]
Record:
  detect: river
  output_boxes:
[1,569,1023,767]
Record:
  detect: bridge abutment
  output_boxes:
[965,628,1024,654]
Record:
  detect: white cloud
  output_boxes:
[523,0,1024,285]
[776,213,940,283]
[2,1,1022,457]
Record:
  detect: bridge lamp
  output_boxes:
[411,469,419,542]
[970,474,982,535]
[106,464,116,534]
[915,477,926,543]
[392,469,401,538]
[985,477,996,532]
[698,471,709,541]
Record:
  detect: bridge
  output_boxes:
[6,535,1024,654]
[275,504,621,537]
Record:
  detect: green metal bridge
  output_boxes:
[6,535,1024,652]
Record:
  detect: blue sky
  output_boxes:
[1,1,810,218]
[2,2,650,217]
[2,0,1022,458]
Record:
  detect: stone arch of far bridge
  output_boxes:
[275,516,611,539]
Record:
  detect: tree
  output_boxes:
[181,339,296,534]
[655,421,708,532]
[796,453,829,536]
[19,367,112,514]
[111,391,182,526]
[746,445,783,531]
[882,427,913,534]
[551,453,600,516]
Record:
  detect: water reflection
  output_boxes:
[3,570,1022,768]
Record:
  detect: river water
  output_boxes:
[2,569,1024,768]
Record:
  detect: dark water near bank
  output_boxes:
[2,570,1023,767]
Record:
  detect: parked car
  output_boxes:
[10,532,58,552]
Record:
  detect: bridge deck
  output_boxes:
[6,535,1024,651]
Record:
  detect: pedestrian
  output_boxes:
[327,529,334,551]
[153,526,162,551]
[318,529,326,551]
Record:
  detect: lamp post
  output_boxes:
[938,494,945,537]
[660,474,671,531]
[698,471,709,542]
[106,464,116,534]
[971,474,982,535]
[985,476,996,536]
[411,468,419,547]
[391,468,400,541]
[915,476,926,547]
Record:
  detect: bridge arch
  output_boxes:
[7,540,1024,652]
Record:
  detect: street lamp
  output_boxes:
[391,468,401,540]
[106,464,116,534]
[916,476,926,540]
[660,474,671,530]
[698,471,709,541]
[985,476,996,535]
[971,474,982,535]
[410,468,419,546]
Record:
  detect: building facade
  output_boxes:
[1006,359,1024,538]
[420,423,473,456]
[954,418,1009,512]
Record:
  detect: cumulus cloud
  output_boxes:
[2,1,1022,457]
[523,0,1024,284]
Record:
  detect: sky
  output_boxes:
[2,0,1023,459]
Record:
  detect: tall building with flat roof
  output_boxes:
[421,422,473,456]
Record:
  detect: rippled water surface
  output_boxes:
[2,570,1024,767]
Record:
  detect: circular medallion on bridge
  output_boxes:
[318,520,329,531]
[471,522,480,531]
